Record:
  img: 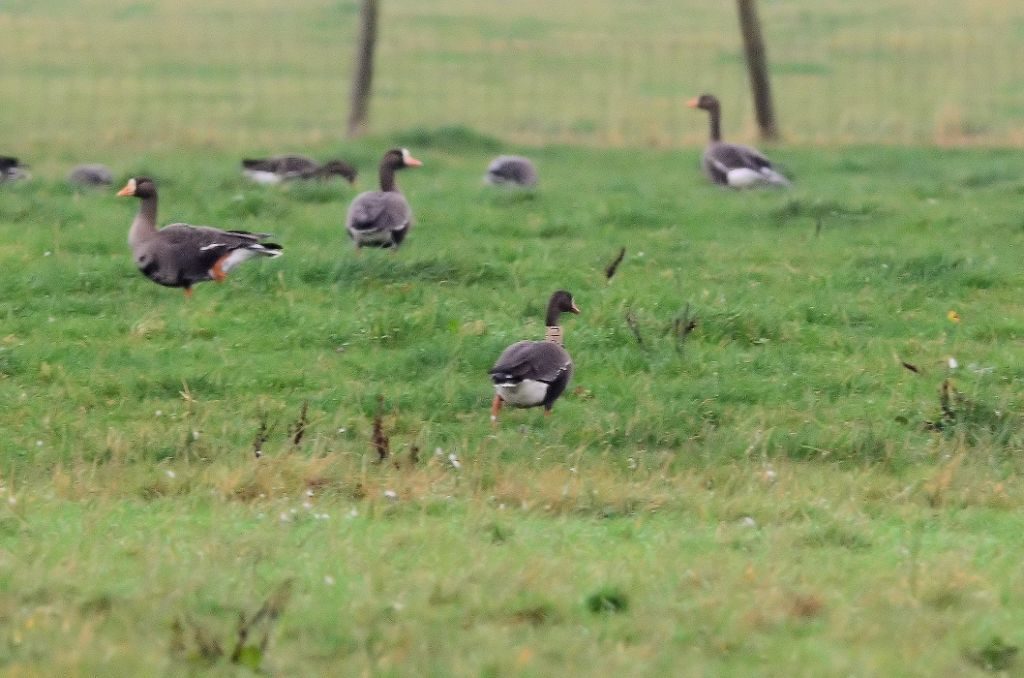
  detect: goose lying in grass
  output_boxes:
[117,177,282,298]
[345,148,422,251]
[68,164,113,187]
[485,155,537,187]
[242,155,357,185]
[490,290,580,424]
[0,156,31,182]
[687,94,791,188]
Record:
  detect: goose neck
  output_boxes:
[379,163,398,192]
[129,194,158,246]
[708,106,722,142]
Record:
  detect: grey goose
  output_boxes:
[68,164,114,187]
[490,290,580,424]
[688,94,791,188]
[116,177,282,297]
[0,156,31,182]
[241,155,357,185]
[485,155,537,187]
[345,148,422,251]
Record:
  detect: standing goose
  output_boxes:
[485,155,538,188]
[345,148,422,251]
[489,290,580,424]
[241,155,357,185]
[116,177,283,297]
[0,156,31,182]
[687,94,791,188]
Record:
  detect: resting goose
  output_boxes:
[116,177,283,297]
[485,155,537,187]
[490,290,580,424]
[241,155,357,185]
[0,156,31,182]
[345,148,422,251]
[68,164,114,187]
[688,94,791,188]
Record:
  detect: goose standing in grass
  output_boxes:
[116,177,282,298]
[485,155,538,188]
[68,163,114,187]
[345,148,422,251]
[241,155,357,185]
[490,290,580,424]
[687,94,791,188]
[0,156,31,182]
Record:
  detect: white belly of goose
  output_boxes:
[494,379,549,408]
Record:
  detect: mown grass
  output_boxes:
[2,138,1024,674]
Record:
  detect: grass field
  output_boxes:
[3,0,1024,151]
[4,0,1024,675]
[2,135,1024,674]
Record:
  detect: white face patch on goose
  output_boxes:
[401,148,412,164]
[126,178,136,193]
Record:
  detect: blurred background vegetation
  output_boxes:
[3,0,1023,155]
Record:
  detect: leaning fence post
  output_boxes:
[736,0,779,140]
[347,0,379,138]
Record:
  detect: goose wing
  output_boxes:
[706,142,772,173]
[346,191,411,233]
[490,341,572,384]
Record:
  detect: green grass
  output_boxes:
[4,0,1024,151]
[2,139,1024,674]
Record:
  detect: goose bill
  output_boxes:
[116,179,137,196]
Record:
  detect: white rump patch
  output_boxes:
[726,168,767,187]
[243,170,283,185]
[494,379,548,408]
[218,245,279,272]
[726,167,790,188]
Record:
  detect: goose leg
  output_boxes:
[183,287,193,299]
[490,395,503,426]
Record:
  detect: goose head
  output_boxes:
[545,290,581,325]
[321,160,358,184]
[116,176,157,199]
[382,148,422,170]
[687,94,720,113]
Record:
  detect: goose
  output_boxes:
[489,290,580,424]
[241,155,357,185]
[687,94,791,188]
[0,156,31,182]
[116,177,283,297]
[485,155,537,187]
[345,148,422,251]
[68,164,114,187]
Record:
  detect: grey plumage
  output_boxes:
[346,148,422,250]
[485,155,538,187]
[490,341,573,387]
[68,164,114,187]
[117,177,282,295]
[688,94,791,189]
[489,290,580,420]
[242,155,357,184]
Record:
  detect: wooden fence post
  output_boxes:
[347,0,379,138]
[736,0,779,140]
